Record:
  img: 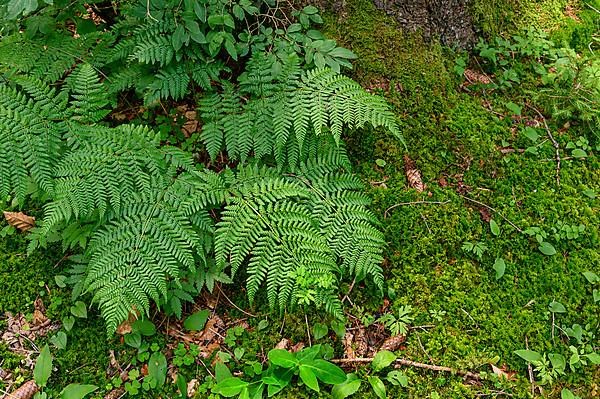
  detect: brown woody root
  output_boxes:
[331,357,482,380]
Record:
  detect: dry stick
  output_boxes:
[525,337,536,397]
[459,195,524,234]
[331,358,482,380]
[384,200,451,218]
[215,285,257,318]
[527,104,561,186]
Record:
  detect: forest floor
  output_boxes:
[1,0,598,398]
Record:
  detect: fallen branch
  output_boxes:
[459,195,523,234]
[384,200,450,218]
[527,105,560,186]
[330,357,482,380]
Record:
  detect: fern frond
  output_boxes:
[66,64,111,123]
[199,52,403,168]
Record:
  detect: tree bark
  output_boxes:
[372,0,476,47]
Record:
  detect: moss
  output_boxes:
[319,0,599,397]
[471,0,591,38]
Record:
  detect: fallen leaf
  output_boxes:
[187,378,199,397]
[3,211,35,232]
[104,388,125,399]
[275,338,289,350]
[403,155,425,192]
[463,69,493,84]
[3,380,39,399]
[290,342,305,353]
[343,332,356,359]
[490,364,517,380]
[380,334,406,351]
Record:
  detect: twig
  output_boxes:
[341,277,356,304]
[459,195,523,233]
[416,334,434,363]
[305,314,312,347]
[525,337,536,397]
[330,357,482,380]
[527,104,560,186]
[384,200,450,218]
[216,285,256,317]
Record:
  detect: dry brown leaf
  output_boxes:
[3,211,35,232]
[464,69,493,85]
[380,334,406,351]
[104,388,125,399]
[343,332,356,359]
[290,342,305,352]
[2,380,39,399]
[275,338,289,350]
[187,379,199,397]
[490,364,517,380]
[403,155,425,192]
[355,327,369,357]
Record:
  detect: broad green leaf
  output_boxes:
[70,301,87,318]
[328,47,358,59]
[124,332,142,349]
[332,374,361,399]
[60,384,98,399]
[372,350,397,372]
[303,5,319,14]
[561,388,576,399]
[132,319,156,336]
[548,301,566,313]
[55,275,67,288]
[548,353,566,372]
[304,359,346,384]
[34,345,53,387]
[148,352,167,387]
[514,349,543,363]
[172,25,186,52]
[213,377,248,397]
[523,127,539,142]
[7,0,38,19]
[268,349,297,368]
[62,316,75,332]
[594,289,599,303]
[367,376,386,399]
[331,321,346,338]
[584,353,600,364]
[50,331,67,350]
[215,361,232,383]
[582,271,599,283]
[299,366,319,392]
[297,345,321,363]
[571,149,587,158]
[489,219,500,236]
[493,258,506,280]
[538,241,556,256]
[312,323,328,340]
[386,370,408,387]
[505,101,521,115]
[183,310,210,331]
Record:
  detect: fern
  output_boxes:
[199,52,403,169]
[84,176,212,333]
[0,75,66,202]
[213,152,385,317]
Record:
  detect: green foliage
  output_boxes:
[0,54,393,332]
[212,345,347,397]
[474,30,600,139]
[199,51,403,168]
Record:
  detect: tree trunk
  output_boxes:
[372,0,476,47]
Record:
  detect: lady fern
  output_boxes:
[0,50,397,332]
[199,52,404,169]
